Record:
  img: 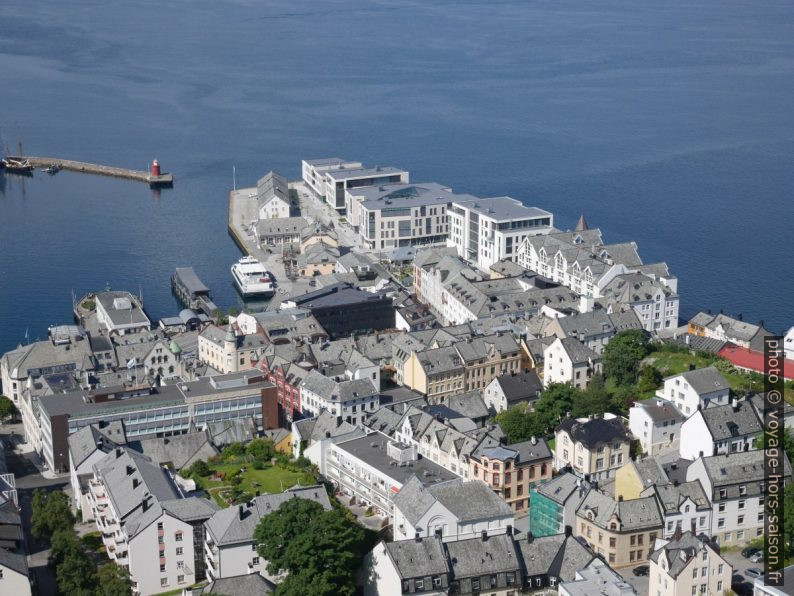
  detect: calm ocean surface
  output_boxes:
[1,0,792,353]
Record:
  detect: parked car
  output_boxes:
[749,551,764,563]
[731,580,753,596]
[742,546,760,558]
[632,565,650,577]
[746,568,764,579]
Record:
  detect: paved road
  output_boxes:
[2,424,69,596]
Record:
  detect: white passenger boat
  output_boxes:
[231,256,275,297]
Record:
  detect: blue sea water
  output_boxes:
[1,0,792,353]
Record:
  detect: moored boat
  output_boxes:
[231,256,276,298]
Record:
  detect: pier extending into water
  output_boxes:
[4,155,174,187]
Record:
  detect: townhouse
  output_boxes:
[468,437,553,513]
[299,369,380,426]
[659,366,731,417]
[392,477,514,542]
[529,473,591,538]
[576,489,664,569]
[649,531,732,596]
[482,370,543,413]
[203,486,331,582]
[679,397,761,460]
[687,311,772,351]
[446,196,553,269]
[686,450,792,545]
[543,337,603,389]
[554,414,632,480]
[640,481,712,540]
[628,398,684,456]
[363,530,604,596]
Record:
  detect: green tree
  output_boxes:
[636,366,662,395]
[571,374,611,418]
[48,530,83,569]
[0,395,18,421]
[254,499,366,595]
[32,489,75,541]
[222,442,246,460]
[534,383,579,432]
[603,330,650,386]
[246,438,276,462]
[187,459,211,477]
[96,562,133,596]
[56,548,96,595]
[494,403,545,444]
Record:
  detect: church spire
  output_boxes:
[575,213,589,231]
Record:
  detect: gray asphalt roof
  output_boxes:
[334,433,458,486]
[135,430,219,471]
[442,390,490,420]
[205,486,331,546]
[492,371,543,401]
[96,291,150,326]
[632,399,684,423]
[326,165,405,180]
[558,337,601,364]
[536,473,584,505]
[452,196,552,222]
[384,535,450,579]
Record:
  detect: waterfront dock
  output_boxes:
[4,155,174,187]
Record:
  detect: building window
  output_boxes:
[160,564,165,572]
[175,532,183,541]
[160,578,168,587]
[253,557,260,565]
[176,547,183,556]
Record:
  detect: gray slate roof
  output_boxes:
[445,533,520,578]
[492,371,543,402]
[384,535,450,580]
[556,416,630,448]
[675,366,730,395]
[651,481,710,514]
[442,390,490,421]
[649,531,717,579]
[135,430,219,471]
[0,546,28,577]
[700,400,761,441]
[393,477,512,526]
[68,421,127,469]
[201,573,275,594]
[577,490,662,531]
[205,486,331,546]
[517,534,596,581]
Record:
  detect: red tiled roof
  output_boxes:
[717,344,794,380]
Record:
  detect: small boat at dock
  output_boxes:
[1,157,34,175]
[42,164,61,175]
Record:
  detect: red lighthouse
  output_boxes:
[150,159,161,177]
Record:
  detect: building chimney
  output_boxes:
[531,436,537,445]
[618,495,623,502]
[689,363,696,371]
[239,505,245,520]
[526,530,533,543]
[564,525,572,538]
[415,531,421,542]
[506,525,513,536]
[481,530,488,542]
[731,397,739,412]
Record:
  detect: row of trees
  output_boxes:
[254,498,369,596]
[32,490,131,596]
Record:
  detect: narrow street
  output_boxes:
[2,423,68,596]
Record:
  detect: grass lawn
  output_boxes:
[198,462,317,507]
[646,349,794,404]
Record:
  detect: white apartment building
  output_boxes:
[325,432,458,519]
[87,447,218,595]
[628,399,684,457]
[299,369,379,426]
[392,476,514,543]
[686,451,791,546]
[301,158,363,198]
[351,182,469,251]
[447,197,553,270]
[659,367,730,418]
[516,229,679,330]
[0,550,30,596]
[322,165,409,212]
[203,486,331,583]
